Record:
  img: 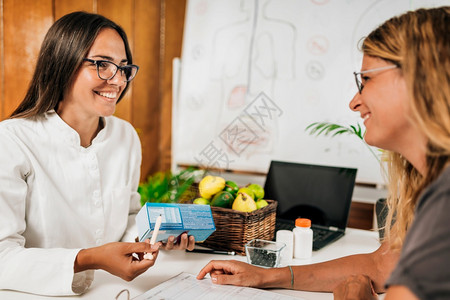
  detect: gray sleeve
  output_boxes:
[386,175,450,299]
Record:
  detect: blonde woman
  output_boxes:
[198,6,450,299]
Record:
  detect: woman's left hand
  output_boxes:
[160,233,195,251]
[333,274,378,300]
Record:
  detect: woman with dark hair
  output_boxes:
[198,6,450,299]
[0,11,194,296]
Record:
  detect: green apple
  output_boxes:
[193,197,210,205]
[247,183,265,200]
[237,187,255,200]
[256,199,269,209]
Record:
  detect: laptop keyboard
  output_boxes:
[312,228,334,242]
[275,219,295,231]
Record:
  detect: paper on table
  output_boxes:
[132,272,304,300]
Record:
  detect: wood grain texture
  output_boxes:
[3,0,53,119]
[159,0,186,172]
[54,0,94,19]
[98,0,134,123]
[1,1,4,119]
[0,0,183,181]
[133,0,162,180]
[347,201,374,230]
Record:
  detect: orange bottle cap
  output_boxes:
[295,218,311,227]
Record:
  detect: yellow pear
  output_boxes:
[198,175,226,199]
[232,192,257,212]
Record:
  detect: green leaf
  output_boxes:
[306,122,364,140]
[305,121,387,178]
[138,167,200,205]
[331,129,351,137]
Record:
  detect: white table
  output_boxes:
[0,228,380,300]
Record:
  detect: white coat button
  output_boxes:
[95,239,103,246]
[93,190,100,197]
[95,229,104,237]
[93,199,101,207]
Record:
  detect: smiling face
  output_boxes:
[349,55,423,154]
[59,28,128,121]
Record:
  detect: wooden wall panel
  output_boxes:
[1,2,4,119]
[133,0,161,180]
[0,0,185,180]
[98,0,134,123]
[54,0,94,19]
[3,0,53,118]
[159,0,186,172]
[348,201,374,230]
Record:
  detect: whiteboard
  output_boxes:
[173,0,448,185]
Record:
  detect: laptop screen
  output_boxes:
[264,161,357,229]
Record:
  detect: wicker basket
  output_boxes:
[201,200,277,255]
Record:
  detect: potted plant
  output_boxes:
[138,167,203,205]
[306,122,385,176]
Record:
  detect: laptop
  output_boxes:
[264,161,357,251]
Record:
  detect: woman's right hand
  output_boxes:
[196,260,269,287]
[75,241,160,281]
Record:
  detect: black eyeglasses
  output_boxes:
[83,58,139,82]
[353,65,398,94]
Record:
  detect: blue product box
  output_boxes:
[136,203,216,243]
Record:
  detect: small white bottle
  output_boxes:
[293,218,313,259]
[276,230,294,262]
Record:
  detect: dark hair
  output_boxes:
[11,11,133,118]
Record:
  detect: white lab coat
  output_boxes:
[0,110,142,296]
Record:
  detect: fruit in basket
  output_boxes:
[193,197,210,205]
[256,199,269,209]
[232,192,257,212]
[199,175,226,199]
[223,180,239,197]
[237,187,255,200]
[210,191,234,208]
[247,183,265,200]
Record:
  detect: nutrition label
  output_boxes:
[179,205,215,228]
[147,203,214,230]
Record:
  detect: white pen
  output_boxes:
[150,215,162,245]
[144,215,162,260]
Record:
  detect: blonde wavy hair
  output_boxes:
[362,6,450,249]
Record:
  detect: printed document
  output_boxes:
[133,272,304,300]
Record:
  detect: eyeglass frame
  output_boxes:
[353,65,398,94]
[83,58,139,82]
